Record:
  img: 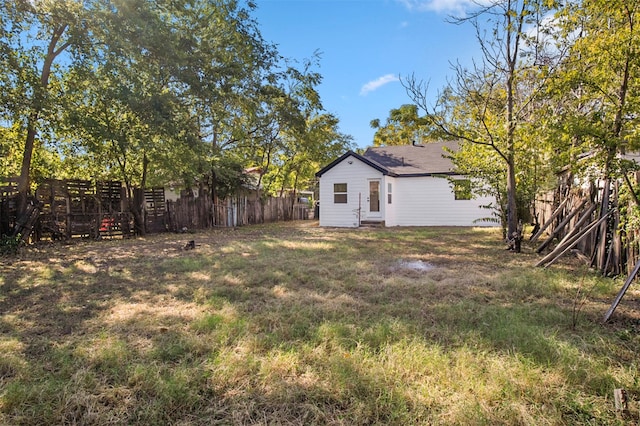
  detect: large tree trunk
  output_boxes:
[507,157,522,253]
[16,24,70,219]
[17,118,39,218]
[503,0,524,252]
[130,190,146,236]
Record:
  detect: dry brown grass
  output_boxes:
[0,221,639,425]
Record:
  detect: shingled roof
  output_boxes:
[362,140,459,176]
[315,140,460,178]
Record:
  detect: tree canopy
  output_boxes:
[0,0,354,212]
[400,0,560,245]
[370,104,433,147]
[371,0,640,246]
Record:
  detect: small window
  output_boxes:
[453,180,472,200]
[334,183,347,203]
[387,183,392,204]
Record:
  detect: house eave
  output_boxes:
[392,171,460,178]
[315,151,396,177]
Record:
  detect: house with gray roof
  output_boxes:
[315,141,498,227]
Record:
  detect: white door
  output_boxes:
[367,180,381,219]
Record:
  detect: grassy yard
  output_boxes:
[0,222,638,425]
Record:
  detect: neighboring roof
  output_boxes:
[315,140,459,178]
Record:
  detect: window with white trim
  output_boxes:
[334,183,347,203]
[453,179,472,200]
[387,183,392,204]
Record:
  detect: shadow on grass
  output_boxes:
[1,224,638,424]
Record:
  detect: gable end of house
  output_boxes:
[315,151,396,178]
[315,141,498,228]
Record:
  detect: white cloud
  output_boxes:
[360,74,399,96]
[396,0,482,15]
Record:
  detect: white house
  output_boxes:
[315,141,498,227]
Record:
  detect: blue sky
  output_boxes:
[253,0,480,149]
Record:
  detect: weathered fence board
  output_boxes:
[0,177,18,236]
[1,177,312,242]
[166,194,310,231]
[534,173,640,320]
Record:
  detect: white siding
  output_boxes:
[392,176,496,226]
[383,177,398,226]
[318,156,497,227]
[318,156,383,227]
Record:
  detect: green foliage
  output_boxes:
[260,112,354,196]
[0,125,23,178]
[400,1,561,240]
[446,142,507,227]
[370,104,433,146]
[236,55,353,197]
[1,0,352,199]
[211,156,252,200]
[550,0,640,176]
[452,178,472,200]
[0,233,21,256]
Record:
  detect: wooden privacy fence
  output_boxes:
[532,173,640,321]
[533,178,627,275]
[0,177,311,241]
[165,193,310,231]
[0,178,166,240]
[35,179,132,239]
[0,177,18,237]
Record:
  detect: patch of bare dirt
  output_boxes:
[391,259,436,272]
